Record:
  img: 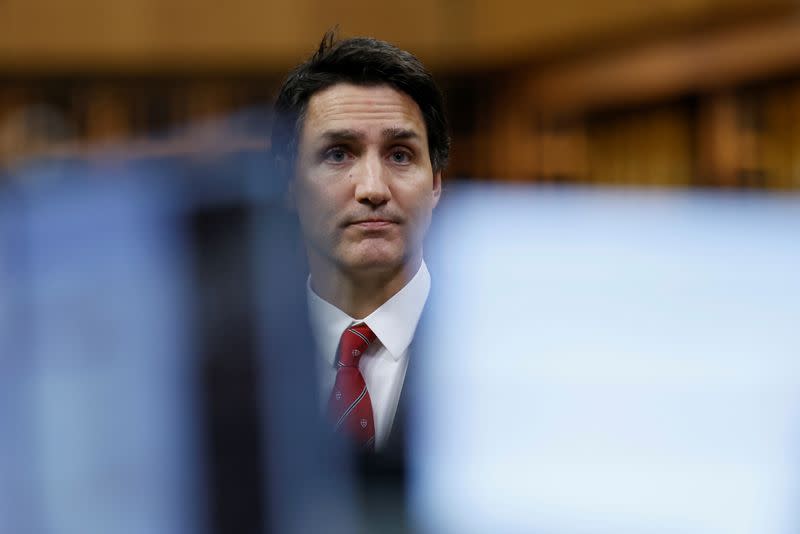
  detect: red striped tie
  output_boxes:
[327,322,376,450]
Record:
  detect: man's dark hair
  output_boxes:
[271,30,450,177]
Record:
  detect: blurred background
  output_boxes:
[2,0,800,188]
[3,2,800,534]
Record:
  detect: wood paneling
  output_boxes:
[0,0,794,72]
[520,15,800,114]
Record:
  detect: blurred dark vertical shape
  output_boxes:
[0,189,45,534]
[249,188,360,534]
[188,202,267,534]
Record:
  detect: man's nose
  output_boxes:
[354,153,391,206]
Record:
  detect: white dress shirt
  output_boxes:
[307,261,430,450]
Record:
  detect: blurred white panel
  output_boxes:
[412,186,800,534]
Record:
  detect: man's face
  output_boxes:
[293,83,441,277]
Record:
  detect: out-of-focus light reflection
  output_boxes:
[413,185,800,534]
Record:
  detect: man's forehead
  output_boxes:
[302,83,427,140]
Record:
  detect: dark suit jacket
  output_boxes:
[353,299,429,526]
[350,329,422,533]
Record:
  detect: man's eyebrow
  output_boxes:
[382,128,421,141]
[320,129,364,142]
[317,128,421,143]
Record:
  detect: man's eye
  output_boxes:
[325,148,349,163]
[390,150,411,164]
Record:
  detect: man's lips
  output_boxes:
[347,218,399,230]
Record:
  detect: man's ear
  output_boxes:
[432,170,442,208]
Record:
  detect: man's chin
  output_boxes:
[338,249,418,277]
[338,242,407,268]
[343,256,405,274]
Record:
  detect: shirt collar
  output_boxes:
[307,260,431,365]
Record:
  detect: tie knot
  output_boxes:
[337,322,376,367]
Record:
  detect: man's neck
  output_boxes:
[308,256,421,319]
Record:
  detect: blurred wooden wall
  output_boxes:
[2,0,800,188]
[0,0,792,72]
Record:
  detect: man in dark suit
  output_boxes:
[270,30,449,459]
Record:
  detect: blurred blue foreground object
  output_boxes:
[412,184,800,534]
[0,156,357,534]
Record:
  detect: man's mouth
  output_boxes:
[349,218,397,230]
